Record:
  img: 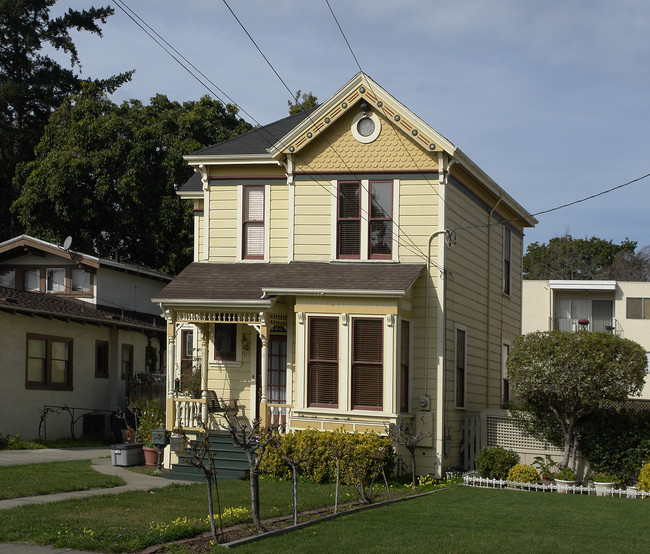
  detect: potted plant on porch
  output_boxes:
[592,471,618,496]
[135,400,165,466]
[554,467,576,493]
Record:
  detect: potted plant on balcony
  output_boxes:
[135,400,165,466]
[554,466,576,493]
[592,471,618,496]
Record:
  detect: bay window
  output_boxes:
[351,318,383,410]
[307,317,339,407]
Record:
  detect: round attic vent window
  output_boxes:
[357,116,375,137]
[351,111,381,143]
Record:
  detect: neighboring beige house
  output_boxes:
[522,279,650,400]
[154,73,536,476]
[0,235,171,440]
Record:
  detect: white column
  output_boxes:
[200,324,209,423]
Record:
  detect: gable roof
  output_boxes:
[153,262,425,308]
[0,235,172,282]
[0,286,163,331]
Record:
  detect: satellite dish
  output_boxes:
[62,236,73,251]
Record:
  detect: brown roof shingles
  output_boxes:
[153,262,425,303]
[0,286,163,331]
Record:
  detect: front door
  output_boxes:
[256,334,287,425]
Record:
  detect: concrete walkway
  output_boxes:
[0,447,189,553]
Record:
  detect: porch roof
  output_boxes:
[153,262,425,306]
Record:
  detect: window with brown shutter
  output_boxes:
[352,318,383,410]
[243,185,264,259]
[400,320,409,413]
[455,328,466,409]
[308,317,339,407]
[214,323,237,361]
[337,181,361,258]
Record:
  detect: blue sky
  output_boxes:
[53,0,650,251]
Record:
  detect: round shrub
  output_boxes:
[507,464,539,485]
[475,446,519,479]
[637,462,650,492]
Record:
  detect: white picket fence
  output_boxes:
[463,474,648,499]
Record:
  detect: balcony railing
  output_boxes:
[552,317,621,335]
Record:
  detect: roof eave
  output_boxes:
[155,298,277,310]
[262,287,407,298]
[183,154,279,166]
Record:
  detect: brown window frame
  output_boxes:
[243,185,265,260]
[368,180,393,259]
[121,343,133,381]
[95,340,109,378]
[4,266,93,296]
[400,320,410,413]
[214,323,237,361]
[26,333,73,391]
[351,318,384,411]
[627,297,650,319]
[455,327,466,409]
[307,316,339,408]
[337,181,361,259]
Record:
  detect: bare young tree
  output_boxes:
[177,421,222,542]
[387,415,432,487]
[223,413,278,533]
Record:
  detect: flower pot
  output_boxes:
[594,481,616,497]
[143,446,159,467]
[555,479,575,494]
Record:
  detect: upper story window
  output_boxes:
[1,266,93,295]
[243,185,265,259]
[369,181,393,259]
[337,181,361,258]
[337,180,394,260]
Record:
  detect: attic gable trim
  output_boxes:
[267,72,457,159]
[184,154,279,165]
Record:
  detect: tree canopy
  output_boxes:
[0,0,131,241]
[12,85,252,274]
[506,330,647,468]
[523,234,650,280]
[288,90,318,115]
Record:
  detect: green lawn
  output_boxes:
[2,480,648,553]
[0,460,124,499]
[234,486,650,553]
[0,475,357,552]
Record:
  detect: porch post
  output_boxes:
[260,326,269,427]
[166,313,175,395]
[200,324,209,423]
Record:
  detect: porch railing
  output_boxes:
[172,396,205,429]
[552,317,621,335]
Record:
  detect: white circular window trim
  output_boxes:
[351,111,381,144]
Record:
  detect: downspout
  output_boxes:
[430,154,457,478]
[486,194,503,408]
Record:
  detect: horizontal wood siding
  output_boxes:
[208,185,238,261]
[293,181,331,260]
[269,185,289,261]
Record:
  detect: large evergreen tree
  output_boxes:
[0,0,130,240]
[523,234,649,280]
[13,85,251,274]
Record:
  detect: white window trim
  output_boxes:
[454,323,467,410]
[209,324,243,368]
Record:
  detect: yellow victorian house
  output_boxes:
[154,73,536,477]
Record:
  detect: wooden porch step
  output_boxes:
[164,430,249,482]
